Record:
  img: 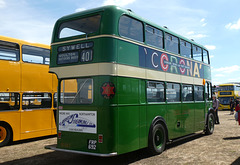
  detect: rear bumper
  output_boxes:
[45,144,117,157]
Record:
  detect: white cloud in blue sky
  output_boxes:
[200,18,207,27]
[225,18,240,30]
[0,0,5,8]
[1,0,240,85]
[75,8,86,12]
[205,45,216,50]
[102,0,136,6]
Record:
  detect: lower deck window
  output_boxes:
[194,86,204,101]
[0,93,20,110]
[22,93,52,110]
[60,78,93,104]
[182,84,193,101]
[147,81,165,102]
[166,83,180,102]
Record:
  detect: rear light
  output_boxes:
[98,134,103,143]
[58,131,62,139]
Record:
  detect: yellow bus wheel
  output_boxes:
[0,124,11,147]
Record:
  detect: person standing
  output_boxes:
[213,95,220,124]
[230,98,234,115]
[235,98,240,125]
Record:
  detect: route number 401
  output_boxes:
[81,49,93,62]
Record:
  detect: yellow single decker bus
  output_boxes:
[217,83,240,110]
[0,36,58,146]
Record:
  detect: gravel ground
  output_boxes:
[1,110,240,165]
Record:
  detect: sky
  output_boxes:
[1,0,240,85]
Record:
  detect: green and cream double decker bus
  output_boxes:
[46,6,214,156]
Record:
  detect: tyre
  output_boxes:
[205,113,215,135]
[148,123,167,155]
[0,123,12,147]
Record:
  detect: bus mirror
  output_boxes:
[203,79,206,85]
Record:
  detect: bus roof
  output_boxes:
[219,83,240,86]
[55,5,207,50]
[0,35,50,49]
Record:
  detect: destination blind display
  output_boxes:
[57,42,93,64]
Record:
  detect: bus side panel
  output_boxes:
[146,103,167,132]
[98,76,119,153]
[51,109,57,134]
[97,38,117,63]
[194,102,205,131]
[118,106,140,154]
[139,79,147,148]
[166,103,183,139]
[139,105,147,148]
[21,63,52,92]
[181,102,195,135]
[0,111,21,141]
[117,40,139,67]
[20,109,53,139]
[0,61,20,92]
[117,77,141,154]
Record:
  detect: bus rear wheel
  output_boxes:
[205,113,215,135]
[148,123,166,155]
[0,123,11,147]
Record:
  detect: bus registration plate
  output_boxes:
[88,139,97,150]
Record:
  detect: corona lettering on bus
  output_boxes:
[46,6,215,156]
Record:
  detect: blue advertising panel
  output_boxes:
[139,46,209,79]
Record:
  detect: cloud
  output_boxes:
[186,31,207,39]
[225,18,240,30]
[0,0,6,8]
[200,18,207,27]
[102,0,136,7]
[212,65,240,74]
[215,74,224,77]
[0,1,54,44]
[75,8,86,12]
[209,55,214,59]
[205,45,216,50]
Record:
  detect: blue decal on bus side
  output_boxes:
[139,46,205,78]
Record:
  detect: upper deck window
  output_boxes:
[22,45,50,64]
[58,15,101,39]
[193,45,202,62]
[180,39,191,58]
[0,40,20,61]
[119,15,143,42]
[145,25,163,49]
[165,33,179,54]
[203,49,209,64]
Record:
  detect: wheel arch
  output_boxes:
[149,116,169,142]
[0,121,13,141]
[205,108,215,125]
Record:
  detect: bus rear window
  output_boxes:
[58,15,101,39]
[60,78,93,104]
